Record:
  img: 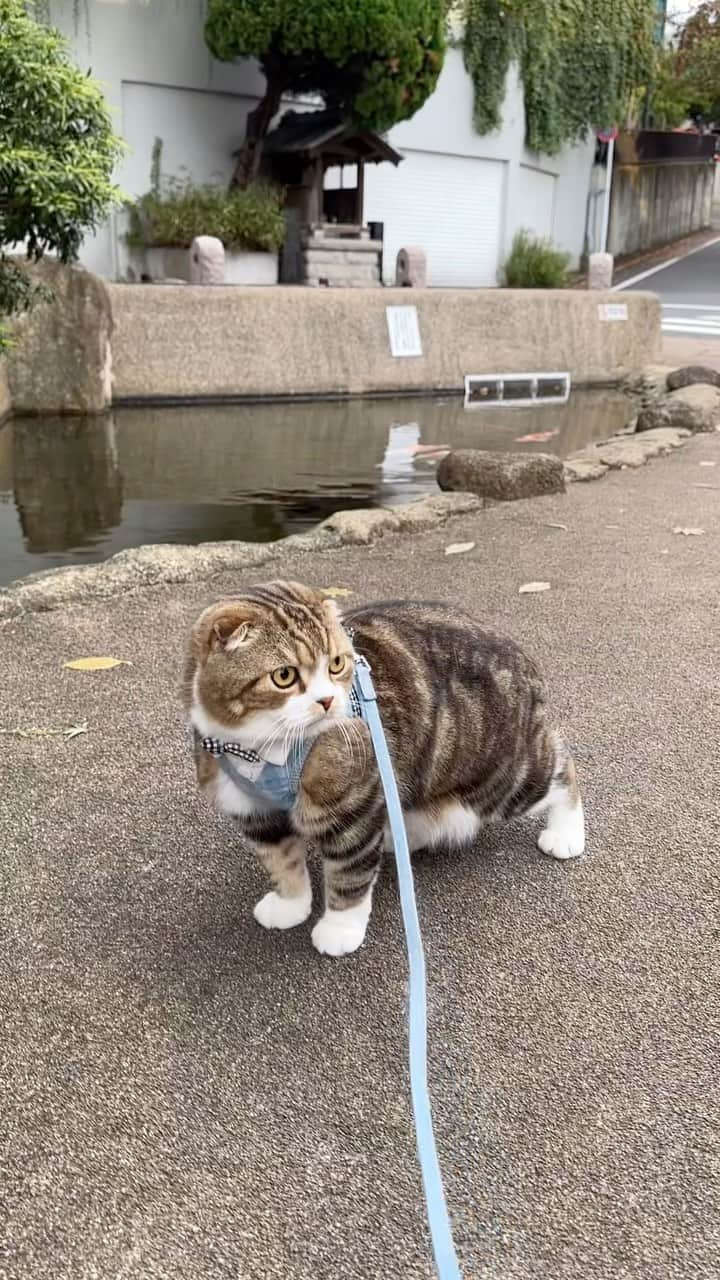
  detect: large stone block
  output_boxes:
[437,449,565,501]
[636,385,720,434]
[6,258,112,414]
[666,364,720,391]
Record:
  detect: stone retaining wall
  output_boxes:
[109,285,661,403]
[609,161,713,257]
[2,265,662,412]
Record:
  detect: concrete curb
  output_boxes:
[563,425,692,482]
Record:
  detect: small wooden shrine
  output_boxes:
[257,109,403,285]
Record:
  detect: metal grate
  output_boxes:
[464,371,571,409]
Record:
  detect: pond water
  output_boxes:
[0,390,632,586]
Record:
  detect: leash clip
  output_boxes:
[353,653,377,703]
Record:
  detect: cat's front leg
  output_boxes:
[295,721,384,957]
[238,813,313,931]
[252,835,313,930]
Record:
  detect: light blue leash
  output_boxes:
[354,655,463,1280]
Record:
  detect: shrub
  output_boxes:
[502,230,570,288]
[126,178,286,254]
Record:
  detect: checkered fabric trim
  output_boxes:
[349,683,362,718]
[201,737,261,763]
[346,626,362,718]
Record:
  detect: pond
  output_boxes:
[0,389,632,586]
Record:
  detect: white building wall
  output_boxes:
[50,4,594,285]
[46,0,260,278]
[367,55,595,284]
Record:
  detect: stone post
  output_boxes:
[189,236,225,285]
[588,252,614,290]
[395,246,427,288]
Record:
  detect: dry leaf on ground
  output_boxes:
[64,657,131,671]
[320,587,353,598]
[519,581,551,594]
[444,542,476,556]
[0,721,87,739]
[672,527,704,537]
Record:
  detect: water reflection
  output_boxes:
[0,389,631,585]
[11,415,123,553]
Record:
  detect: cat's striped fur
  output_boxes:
[186,580,584,956]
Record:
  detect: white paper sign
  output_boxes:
[386,306,423,357]
[598,303,628,322]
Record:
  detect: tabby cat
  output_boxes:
[185,580,585,957]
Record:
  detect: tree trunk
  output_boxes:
[231,75,283,190]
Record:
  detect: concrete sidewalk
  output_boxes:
[2,434,719,1280]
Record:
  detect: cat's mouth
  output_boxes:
[304,702,347,734]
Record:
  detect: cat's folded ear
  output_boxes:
[191,602,255,657]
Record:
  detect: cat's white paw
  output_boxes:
[311,901,371,957]
[537,802,585,861]
[254,889,312,931]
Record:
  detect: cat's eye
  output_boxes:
[328,655,347,676]
[271,665,298,689]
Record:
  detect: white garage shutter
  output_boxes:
[364,150,505,287]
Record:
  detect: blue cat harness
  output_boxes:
[199,653,462,1280]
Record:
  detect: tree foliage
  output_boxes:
[205,0,446,185]
[0,0,122,349]
[460,0,655,154]
[677,0,720,122]
[643,46,693,129]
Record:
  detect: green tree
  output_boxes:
[205,0,446,187]
[677,0,720,123]
[643,46,693,129]
[0,0,122,350]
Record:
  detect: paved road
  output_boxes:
[2,436,720,1279]
[620,236,720,344]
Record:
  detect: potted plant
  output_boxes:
[125,144,285,285]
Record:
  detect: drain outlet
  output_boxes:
[464,372,570,409]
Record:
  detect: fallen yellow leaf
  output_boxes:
[519,581,551,594]
[63,657,131,671]
[320,587,353,598]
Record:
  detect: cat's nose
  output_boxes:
[318,696,334,712]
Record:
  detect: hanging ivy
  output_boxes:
[460,0,655,154]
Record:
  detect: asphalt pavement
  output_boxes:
[1,434,720,1279]
[619,236,720,364]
